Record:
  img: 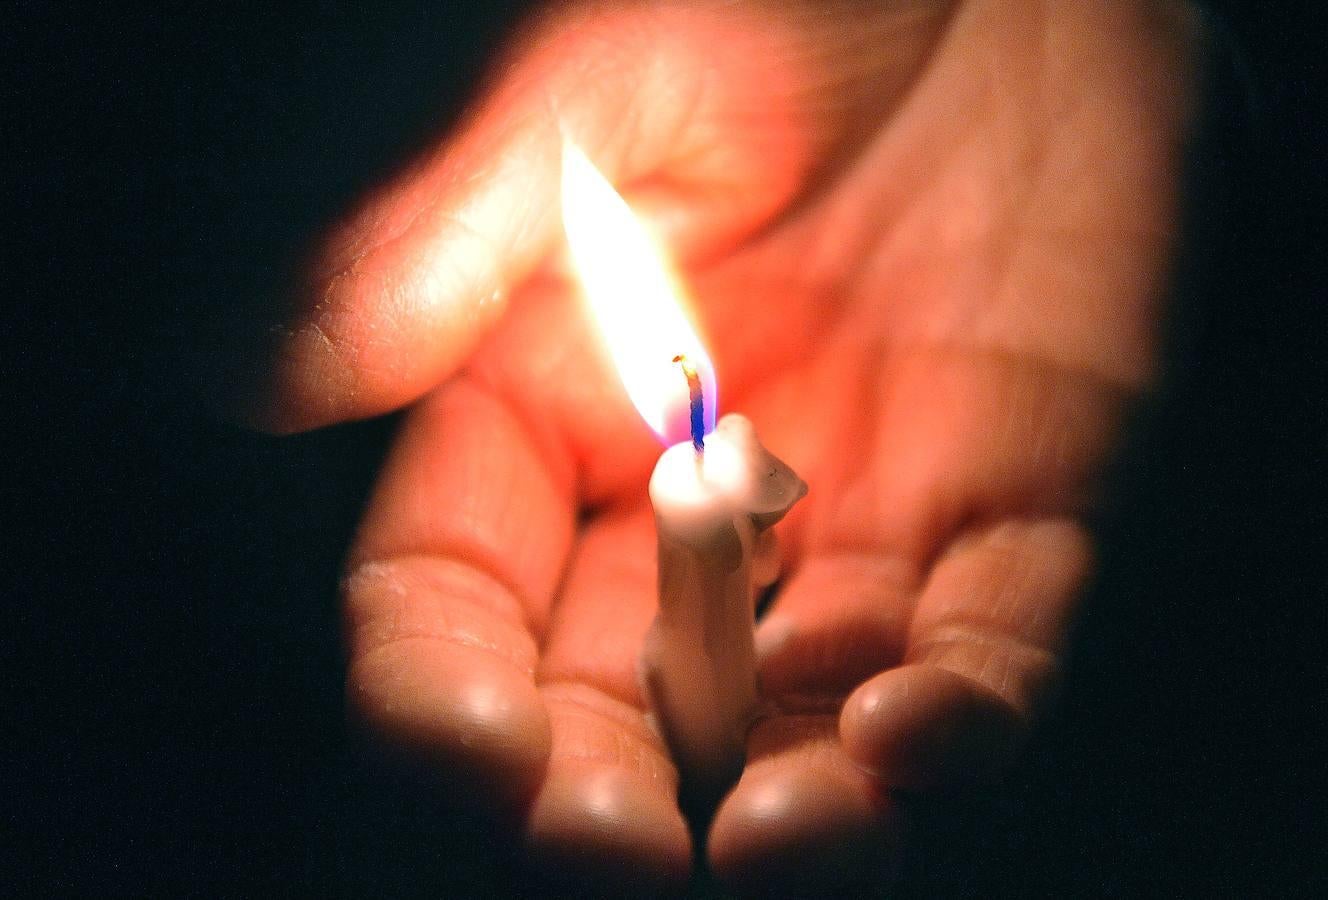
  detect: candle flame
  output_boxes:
[560,140,716,445]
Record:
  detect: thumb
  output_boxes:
[253,2,820,433]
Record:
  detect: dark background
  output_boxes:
[7,1,1325,895]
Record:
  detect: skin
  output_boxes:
[254,0,1201,891]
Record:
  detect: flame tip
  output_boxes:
[561,143,717,445]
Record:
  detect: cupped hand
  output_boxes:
[255,0,1200,892]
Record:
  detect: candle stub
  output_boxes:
[641,413,806,800]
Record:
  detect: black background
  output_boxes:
[7,1,1325,895]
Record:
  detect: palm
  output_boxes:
[266,0,1198,890]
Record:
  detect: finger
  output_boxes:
[701,555,915,890]
[525,506,692,888]
[840,517,1093,790]
[538,507,659,704]
[256,3,822,433]
[525,684,691,891]
[708,711,902,895]
[343,378,576,812]
[754,553,918,701]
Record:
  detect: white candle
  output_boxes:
[643,413,805,793]
[561,140,807,794]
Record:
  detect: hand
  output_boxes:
[254,0,1200,891]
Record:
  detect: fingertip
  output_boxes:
[250,320,353,434]
[347,642,551,813]
[840,665,1025,792]
[254,258,512,434]
[523,765,692,894]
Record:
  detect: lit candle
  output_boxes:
[561,142,807,798]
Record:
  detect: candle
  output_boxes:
[646,412,806,799]
[561,141,807,797]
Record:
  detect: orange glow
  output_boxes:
[560,140,716,445]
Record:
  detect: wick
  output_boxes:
[673,354,705,455]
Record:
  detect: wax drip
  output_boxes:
[672,354,705,454]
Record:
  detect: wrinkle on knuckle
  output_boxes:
[541,682,676,789]
[343,555,537,673]
[907,621,1058,718]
